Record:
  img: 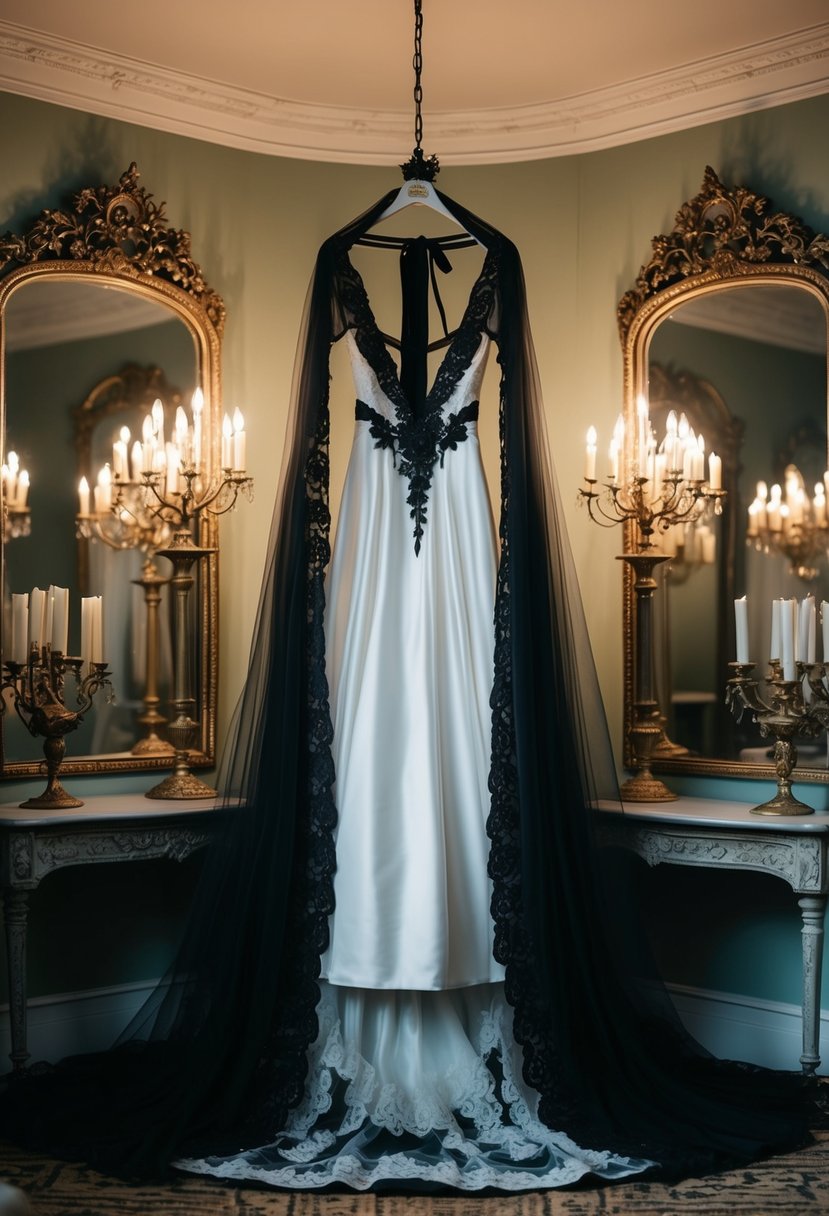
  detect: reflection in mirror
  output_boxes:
[619,167,829,783]
[0,164,223,782]
[3,280,197,761]
[649,286,827,763]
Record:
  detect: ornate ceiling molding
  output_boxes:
[0,20,828,164]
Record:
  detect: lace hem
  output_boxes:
[175,983,654,1192]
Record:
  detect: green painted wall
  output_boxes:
[1,89,829,1018]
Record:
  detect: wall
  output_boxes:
[1,88,829,1053]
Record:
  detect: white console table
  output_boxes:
[597,798,829,1073]
[0,794,227,1070]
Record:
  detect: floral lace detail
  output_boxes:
[176,983,652,1192]
[485,359,583,1139]
[355,399,480,554]
[339,248,497,553]
[236,403,338,1144]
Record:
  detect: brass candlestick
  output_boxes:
[0,646,112,808]
[617,552,677,801]
[130,557,174,757]
[78,482,175,756]
[580,467,725,801]
[725,660,829,815]
[142,462,252,799]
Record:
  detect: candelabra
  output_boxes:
[747,466,829,583]
[78,485,174,758]
[580,467,725,802]
[726,660,829,814]
[3,451,31,541]
[0,646,111,808]
[142,462,253,800]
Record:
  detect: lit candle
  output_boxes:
[700,527,716,564]
[191,387,204,469]
[11,593,28,664]
[165,443,180,497]
[584,426,597,481]
[16,469,29,509]
[708,451,722,490]
[175,406,190,466]
[735,596,749,664]
[770,598,781,661]
[221,414,233,469]
[151,398,165,442]
[636,394,648,471]
[78,476,90,517]
[608,439,619,484]
[664,410,678,471]
[232,408,246,472]
[131,441,143,482]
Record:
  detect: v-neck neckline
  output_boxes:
[342,246,494,409]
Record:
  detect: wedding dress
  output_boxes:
[176,244,652,1188]
[2,193,814,1186]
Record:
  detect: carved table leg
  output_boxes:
[3,889,30,1071]
[798,894,826,1074]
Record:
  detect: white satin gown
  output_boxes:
[178,257,652,1190]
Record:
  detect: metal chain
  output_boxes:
[413,0,423,152]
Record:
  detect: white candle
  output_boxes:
[232,408,246,472]
[191,387,204,469]
[221,414,233,468]
[735,596,749,664]
[131,441,143,482]
[770,598,781,661]
[11,593,28,663]
[81,597,94,671]
[51,586,69,654]
[808,597,817,664]
[165,443,180,496]
[798,597,811,662]
[78,475,91,518]
[708,451,722,490]
[636,394,648,471]
[608,439,619,484]
[151,398,165,442]
[29,588,46,650]
[701,528,716,564]
[584,426,597,481]
[92,596,103,664]
[44,587,54,651]
[780,598,795,681]
[822,601,829,662]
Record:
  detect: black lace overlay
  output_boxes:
[341,247,497,554]
[355,398,480,553]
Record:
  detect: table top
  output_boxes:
[598,795,829,834]
[0,792,229,829]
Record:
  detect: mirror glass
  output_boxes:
[2,277,203,768]
[648,283,828,766]
[619,167,829,783]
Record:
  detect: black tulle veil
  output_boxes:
[3,188,813,1179]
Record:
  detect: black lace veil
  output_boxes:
[2,189,813,1178]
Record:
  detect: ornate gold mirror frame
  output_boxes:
[0,164,223,778]
[618,166,829,783]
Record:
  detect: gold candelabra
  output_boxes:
[77,482,175,758]
[141,462,253,800]
[747,465,829,582]
[3,450,31,541]
[726,660,829,814]
[0,646,112,808]
[580,463,725,802]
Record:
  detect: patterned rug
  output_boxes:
[1,1131,828,1216]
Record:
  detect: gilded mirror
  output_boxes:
[0,165,223,778]
[618,167,829,782]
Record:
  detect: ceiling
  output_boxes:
[0,2,827,162]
